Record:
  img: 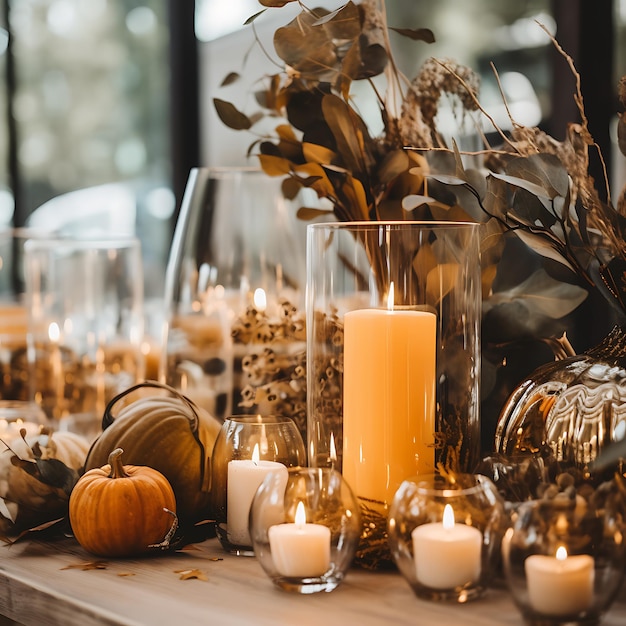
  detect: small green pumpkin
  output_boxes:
[70,448,176,557]
[83,382,221,527]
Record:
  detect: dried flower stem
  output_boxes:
[433,59,519,154]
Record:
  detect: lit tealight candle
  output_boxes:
[412,503,483,589]
[525,546,594,616]
[268,501,331,578]
[227,443,287,547]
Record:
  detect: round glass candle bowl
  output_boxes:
[501,489,625,626]
[250,466,361,594]
[210,415,306,556]
[388,473,506,602]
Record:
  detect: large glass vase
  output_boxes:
[162,167,307,432]
[306,221,482,568]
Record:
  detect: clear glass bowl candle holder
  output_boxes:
[501,488,625,626]
[250,466,361,594]
[388,473,506,602]
[210,415,306,556]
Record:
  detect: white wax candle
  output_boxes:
[525,546,594,616]
[343,300,436,505]
[268,501,331,578]
[227,444,287,547]
[412,504,482,589]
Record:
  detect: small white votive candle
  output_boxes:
[525,546,594,616]
[412,503,483,589]
[227,444,287,547]
[268,501,331,578]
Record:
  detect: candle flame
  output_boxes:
[252,443,260,464]
[556,545,568,561]
[295,501,306,527]
[386,282,395,311]
[442,503,455,530]
[329,432,337,464]
[48,322,60,343]
[253,288,267,312]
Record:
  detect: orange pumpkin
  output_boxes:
[69,448,176,557]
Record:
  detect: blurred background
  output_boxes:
[0,0,624,301]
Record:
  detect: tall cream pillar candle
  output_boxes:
[342,304,436,505]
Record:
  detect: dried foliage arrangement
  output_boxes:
[215,0,626,401]
[213,0,626,566]
[214,0,481,224]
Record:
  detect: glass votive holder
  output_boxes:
[0,400,47,439]
[210,415,306,556]
[250,466,361,594]
[388,473,506,602]
[501,485,625,626]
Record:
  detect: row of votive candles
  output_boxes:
[212,416,622,620]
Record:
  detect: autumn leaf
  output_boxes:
[219,72,240,87]
[175,568,208,581]
[61,561,108,571]
[213,99,252,131]
[389,27,435,43]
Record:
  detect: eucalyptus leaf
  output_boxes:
[514,229,574,271]
[244,9,267,25]
[378,150,410,184]
[426,173,468,186]
[402,194,436,211]
[259,153,292,176]
[303,142,336,165]
[509,187,558,228]
[220,72,240,87]
[296,206,334,220]
[274,11,337,75]
[506,153,570,198]
[489,172,553,200]
[485,268,587,319]
[259,0,295,8]
[213,98,252,131]
[322,94,373,176]
[389,27,435,43]
[311,1,360,38]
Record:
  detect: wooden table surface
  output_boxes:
[0,536,624,626]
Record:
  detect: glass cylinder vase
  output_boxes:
[306,221,481,568]
[162,167,308,435]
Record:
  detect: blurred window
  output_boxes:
[0,0,175,298]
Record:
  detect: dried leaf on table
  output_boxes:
[7,517,67,545]
[61,560,109,571]
[175,569,208,581]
